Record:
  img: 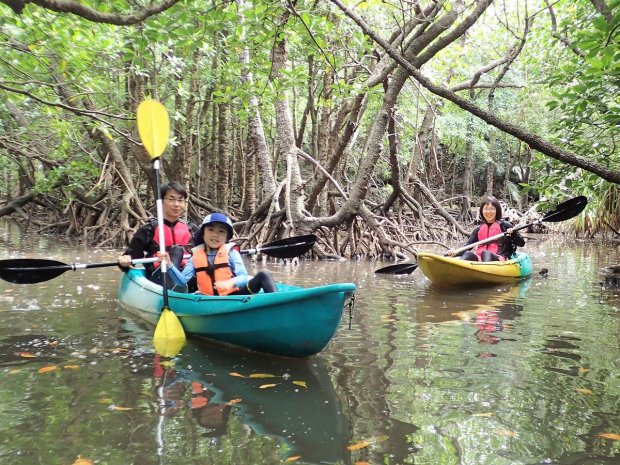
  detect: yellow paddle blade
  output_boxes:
[137,99,169,159]
[153,308,186,357]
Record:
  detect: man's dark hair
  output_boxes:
[160,181,188,199]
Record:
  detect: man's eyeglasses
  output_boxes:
[164,197,186,204]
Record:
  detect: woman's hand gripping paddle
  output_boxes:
[137,99,186,356]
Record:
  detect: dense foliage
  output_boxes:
[0,0,618,254]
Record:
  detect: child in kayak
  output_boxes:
[448,196,525,262]
[159,212,277,295]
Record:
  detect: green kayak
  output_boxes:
[118,269,356,357]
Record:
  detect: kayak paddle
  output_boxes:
[0,257,158,284]
[374,195,588,274]
[374,262,418,275]
[137,99,186,356]
[240,234,316,259]
[0,234,317,285]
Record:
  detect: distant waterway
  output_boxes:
[0,221,618,465]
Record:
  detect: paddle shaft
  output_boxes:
[63,257,157,271]
[152,158,171,310]
[75,257,157,269]
[2,257,159,273]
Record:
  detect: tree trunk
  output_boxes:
[207,99,219,203]
[405,102,435,189]
[236,0,275,200]
[270,11,307,234]
[315,68,334,216]
[242,132,257,217]
[171,52,200,188]
[217,102,231,210]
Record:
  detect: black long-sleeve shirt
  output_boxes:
[463,219,525,259]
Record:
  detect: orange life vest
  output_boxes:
[151,219,193,268]
[193,244,239,296]
[476,221,505,260]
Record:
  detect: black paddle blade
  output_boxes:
[542,196,588,223]
[265,234,317,248]
[375,263,418,275]
[0,259,70,284]
[259,234,317,259]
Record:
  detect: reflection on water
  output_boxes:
[0,220,619,465]
[413,278,530,324]
[118,315,350,464]
[178,340,348,463]
[327,245,619,465]
[414,279,531,357]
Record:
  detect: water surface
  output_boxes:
[0,223,618,465]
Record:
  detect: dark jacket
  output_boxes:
[463,219,525,259]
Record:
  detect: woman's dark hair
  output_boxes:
[160,181,188,199]
[479,196,502,222]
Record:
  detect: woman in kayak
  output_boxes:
[159,212,277,295]
[448,196,525,262]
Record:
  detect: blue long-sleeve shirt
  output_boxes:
[168,246,249,289]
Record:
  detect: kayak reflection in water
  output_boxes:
[164,340,349,463]
[154,355,232,437]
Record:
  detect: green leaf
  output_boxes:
[592,16,610,33]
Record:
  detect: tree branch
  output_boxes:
[2,0,182,24]
[330,0,620,185]
[544,0,586,58]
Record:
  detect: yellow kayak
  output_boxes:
[417,252,533,287]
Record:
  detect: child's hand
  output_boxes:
[155,251,172,267]
[118,254,133,268]
[214,278,236,291]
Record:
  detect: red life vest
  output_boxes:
[193,244,239,296]
[476,221,505,260]
[151,219,193,268]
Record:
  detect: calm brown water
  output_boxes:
[0,222,618,465]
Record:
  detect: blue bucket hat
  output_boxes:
[200,213,234,241]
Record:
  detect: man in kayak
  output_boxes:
[448,196,525,262]
[117,181,199,285]
[160,212,277,295]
